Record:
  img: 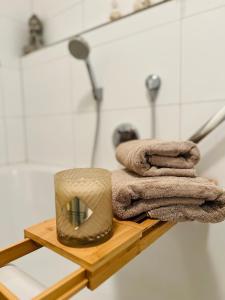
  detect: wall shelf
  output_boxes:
[24,0,172,55]
[0,218,174,299]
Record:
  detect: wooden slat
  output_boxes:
[0,239,42,267]
[88,221,175,289]
[25,219,142,272]
[33,268,87,300]
[88,241,140,289]
[117,219,160,232]
[0,282,19,300]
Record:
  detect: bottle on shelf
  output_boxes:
[110,0,122,21]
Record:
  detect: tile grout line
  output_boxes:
[68,57,77,167]
[19,59,29,163]
[181,2,225,21]
[30,0,34,14]
[178,0,183,140]
[0,66,9,164]
[43,1,83,21]
[22,54,69,71]
[22,98,225,119]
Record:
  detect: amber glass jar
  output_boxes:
[54,168,112,247]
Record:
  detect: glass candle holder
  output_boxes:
[54,168,112,247]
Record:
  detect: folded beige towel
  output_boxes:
[116,139,200,177]
[112,169,225,223]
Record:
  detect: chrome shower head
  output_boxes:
[68,37,90,60]
[68,37,103,102]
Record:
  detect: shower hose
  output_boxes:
[90,99,101,168]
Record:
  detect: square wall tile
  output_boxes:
[5,117,25,163]
[181,101,225,139]
[181,0,225,17]
[89,22,180,111]
[182,7,225,103]
[44,3,83,44]
[0,0,31,22]
[22,41,69,69]
[0,18,27,68]
[23,57,72,116]
[32,0,81,19]
[83,0,112,30]
[26,115,75,165]
[0,68,4,117]
[181,101,225,185]
[0,93,3,117]
[155,104,180,139]
[0,118,7,164]
[73,111,95,167]
[1,68,23,116]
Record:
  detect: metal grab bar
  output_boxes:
[189,105,225,143]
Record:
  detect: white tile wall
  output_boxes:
[70,19,180,113]
[26,115,75,165]
[0,0,31,22]
[0,1,30,165]
[21,42,69,68]
[73,111,95,167]
[155,104,180,139]
[0,18,27,68]
[1,68,23,116]
[0,118,8,164]
[44,2,83,44]
[32,0,82,19]
[0,69,4,117]
[90,21,180,111]
[82,0,113,29]
[182,6,225,103]
[5,117,25,162]
[23,57,72,115]
[181,0,225,17]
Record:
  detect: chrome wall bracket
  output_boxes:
[113,123,139,148]
[145,74,161,138]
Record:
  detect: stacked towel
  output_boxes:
[112,139,225,223]
[116,139,200,177]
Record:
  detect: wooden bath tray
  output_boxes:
[0,218,174,300]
